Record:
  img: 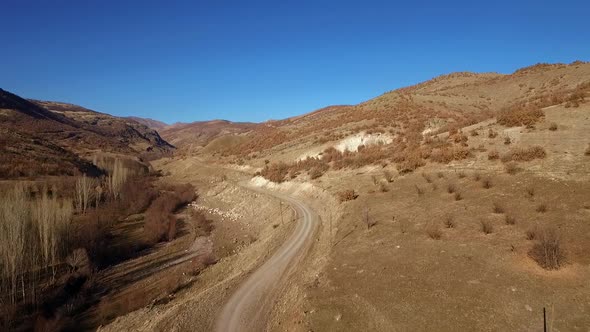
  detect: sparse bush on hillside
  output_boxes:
[488,128,498,138]
[426,224,442,240]
[396,153,425,174]
[505,162,520,175]
[337,189,358,202]
[454,192,463,201]
[492,202,504,214]
[482,178,492,189]
[497,106,544,127]
[529,227,566,270]
[260,162,290,183]
[144,184,196,244]
[487,149,499,160]
[501,146,546,162]
[504,136,511,145]
[549,123,558,131]
[383,170,394,183]
[444,215,455,228]
[536,203,547,213]
[429,146,471,164]
[505,215,516,225]
[480,220,494,234]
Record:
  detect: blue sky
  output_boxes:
[1,0,589,124]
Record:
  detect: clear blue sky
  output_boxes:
[1,0,589,124]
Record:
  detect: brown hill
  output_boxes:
[160,119,257,152]
[0,89,174,178]
[198,61,590,162]
[125,116,168,130]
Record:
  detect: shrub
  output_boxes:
[473,173,481,181]
[444,216,455,228]
[480,220,494,234]
[505,215,516,225]
[415,185,424,196]
[482,178,492,189]
[309,166,325,179]
[457,171,466,179]
[526,226,539,240]
[529,227,565,270]
[260,162,290,183]
[422,173,432,183]
[493,202,504,214]
[497,106,544,127]
[446,183,456,194]
[383,170,394,183]
[488,128,498,138]
[396,154,425,174]
[430,146,471,163]
[144,184,196,244]
[337,189,358,202]
[501,146,546,162]
[526,187,535,199]
[454,192,463,201]
[487,150,499,160]
[504,136,511,145]
[426,225,442,239]
[585,144,590,156]
[549,123,558,131]
[536,204,547,213]
[379,183,389,193]
[505,162,519,175]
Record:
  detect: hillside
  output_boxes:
[125,116,168,130]
[0,89,174,177]
[190,61,589,167]
[159,119,258,153]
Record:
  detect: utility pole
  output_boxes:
[279,200,284,225]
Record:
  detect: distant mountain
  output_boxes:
[160,119,258,150]
[125,116,168,130]
[0,88,174,178]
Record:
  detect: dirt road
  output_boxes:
[215,186,319,332]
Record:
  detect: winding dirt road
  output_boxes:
[215,186,319,332]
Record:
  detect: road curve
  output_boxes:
[215,186,319,332]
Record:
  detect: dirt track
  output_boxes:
[215,185,319,332]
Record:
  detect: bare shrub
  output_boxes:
[363,204,375,230]
[379,182,389,193]
[260,162,290,183]
[396,153,425,174]
[492,202,504,214]
[415,185,424,196]
[585,144,590,156]
[75,175,96,214]
[501,146,546,162]
[526,226,539,240]
[473,173,481,181]
[422,173,432,183]
[446,183,456,194]
[526,187,535,199]
[505,162,519,175]
[426,225,442,239]
[457,171,466,179]
[497,106,544,127]
[488,128,498,138]
[504,136,511,145]
[505,215,516,225]
[529,227,566,270]
[536,204,547,213]
[487,149,499,160]
[454,192,463,201]
[482,178,492,189]
[549,123,558,131]
[444,216,455,228]
[383,170,394,183]
[480,220,494,234]
[144,183,196,244]
[337,189,357,202]
[429,146,471,163]
[437,172,445,179]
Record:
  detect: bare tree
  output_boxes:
[108,159,129,200]
[75,175,95,213]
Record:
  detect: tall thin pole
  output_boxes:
[543,307,547,332]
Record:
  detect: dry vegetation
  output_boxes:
[501,146,546,162]
[0,157,198,330]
